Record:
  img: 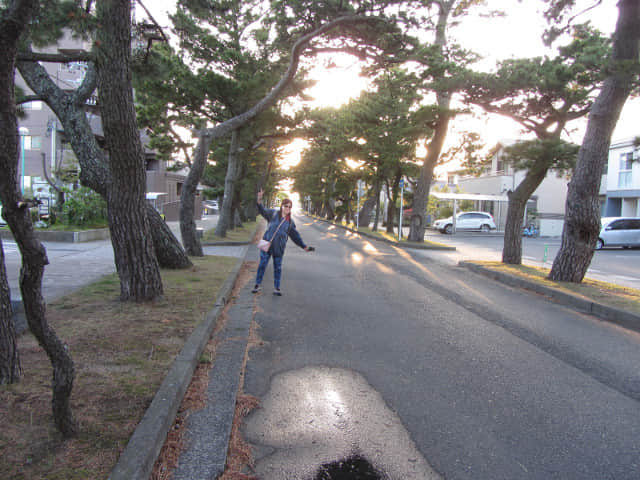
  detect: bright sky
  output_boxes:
[138,1,638,178]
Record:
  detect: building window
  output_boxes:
[24,135,42,150]
[22,101,43,110]
[618,152,633,188]
[146,158,160,171]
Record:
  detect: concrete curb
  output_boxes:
[108,242,253,480]
[309,215,456,251]
[201,240,252,246]
[459,261,640,334]
[0,228,110,243]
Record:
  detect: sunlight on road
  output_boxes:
[243,366,441,480]
[393,247,440,282]
[375,262,393,275]
[363,242,379,254]
[351,252,364,265]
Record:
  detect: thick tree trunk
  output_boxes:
[549,0,640,282]
[502,168,547,264]
[96,0,162,301]
[17,60,192,269]
[372,179,382,231]
[180,133,213,256]
[358,195,376,229]
[407,2,453,243]
[215,130,241,238]
[0,0,76,435]
[232,184,244,228]
[385,183,395,234]
[409,156,439,241]
[0,236,20,384]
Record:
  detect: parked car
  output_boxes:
[433,211,496,234]
[203,200,219,214]
[596,217,640,250]
[0,203,5,226]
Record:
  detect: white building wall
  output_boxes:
[531,172,569,214]
[604,137,640,217]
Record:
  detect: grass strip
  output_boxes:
[472,260,640,314]
[0,255,237,480]
[202,220,259,243]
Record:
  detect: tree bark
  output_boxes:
[18,51,192,270]
[214,129,241,239]
[407,1,454,243]
[358,195,376,229]
[372,178,381,231]
[0,0,77,436]
[95,0,163,301]
[0,236,20,384]
[502,168,547,264]
[180,132,213,255]
[549,0,640,282]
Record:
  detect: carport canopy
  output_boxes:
[430,191,510,232]
[430,192,509,202]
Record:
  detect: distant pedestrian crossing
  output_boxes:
[1,242,18,254]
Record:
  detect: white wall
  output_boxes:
[539,219,564,237]
[607,138,639,192]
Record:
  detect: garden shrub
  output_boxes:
[60,187,107,227]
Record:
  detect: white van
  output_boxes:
[596,217,640,250]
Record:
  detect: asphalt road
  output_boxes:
[242,216,640,480]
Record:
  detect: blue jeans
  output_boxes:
[255,251,283,289]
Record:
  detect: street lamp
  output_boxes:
[18,126,29,195]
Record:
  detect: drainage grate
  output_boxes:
[313,455,383,480]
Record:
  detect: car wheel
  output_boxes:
[595,239,604,250]
[480,224,490,233]
[444,224,453,234]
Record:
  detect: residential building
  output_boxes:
[452,140,569,236]
[602,136,640,217]
[15,30,200,221]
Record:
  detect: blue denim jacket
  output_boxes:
[258,203,306,257]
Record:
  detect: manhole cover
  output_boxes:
[314,455,383,480]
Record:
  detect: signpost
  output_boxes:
[356,180,364,230]
[19,127,28,194]
[398,178,404,241]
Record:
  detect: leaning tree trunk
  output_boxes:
[407,1,453,243]
[178,16,382,244]
[502,168,548,264]
[180,133,213,256]
[0,0,76,435]
[215,130,242,239]
[18,55,192,270]
[96,0,163,301]
[0,236,20,384]
[549,0,640,282]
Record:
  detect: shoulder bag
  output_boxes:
[258,216,286,253]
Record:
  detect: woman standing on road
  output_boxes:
[253,190,314,296]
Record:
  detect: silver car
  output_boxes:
[433,211,497,234]
[596,217,640,250]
